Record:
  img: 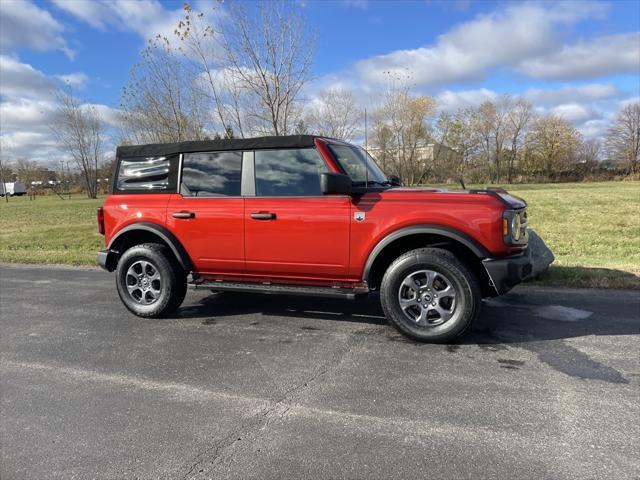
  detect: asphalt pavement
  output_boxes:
[1,264,639,480]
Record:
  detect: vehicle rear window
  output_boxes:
[254,148,327,197]
[115,155,178,193]
[180,151,242,197]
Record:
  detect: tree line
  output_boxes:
[3,1,637,198]
[369,82,639,185]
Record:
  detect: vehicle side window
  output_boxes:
[115,155,178,193]
[181,151,242,197]
[254,148,328,197]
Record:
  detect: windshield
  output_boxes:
[328,144,388,186]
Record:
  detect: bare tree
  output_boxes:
[305,88,361,141]
[606,102,640,174]
[505,98,533,183]
[434,108,479,179]
[0,156,10,202]
[50,90,105,199]
[525,114,581,180]
[371,83,436,185]
[477,97,514,183]
[121,1,313,140]
[175,3,245,138]
[121,34,207,144]
[12,158,42,187]
[221,1,315,135]
[577,138,602,176]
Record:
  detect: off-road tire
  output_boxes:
[380,247,481,343]
[116,243,187,318]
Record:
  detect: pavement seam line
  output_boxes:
[181,334,363,478]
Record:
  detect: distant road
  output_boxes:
[1,264,639,479]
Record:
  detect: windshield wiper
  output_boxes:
[352,180,391,187]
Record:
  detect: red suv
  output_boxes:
[97,135,532,343]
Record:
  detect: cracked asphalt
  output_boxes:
[1,264,639,480]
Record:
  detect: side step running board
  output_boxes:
[192,280,370,300]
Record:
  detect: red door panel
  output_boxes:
[167,194,244,274]
[244,197,351,280]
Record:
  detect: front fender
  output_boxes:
[362,224,491,283]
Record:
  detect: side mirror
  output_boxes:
[321,172,352,195]
[388,175,402,186]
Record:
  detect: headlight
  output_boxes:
[511,213,522,241]
[503,209,527,245]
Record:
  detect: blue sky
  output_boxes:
[1,0,639,164]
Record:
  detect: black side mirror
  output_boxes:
[388,175,402,186]
[321,172,352,195]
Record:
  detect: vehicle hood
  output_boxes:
[386,186,527,209]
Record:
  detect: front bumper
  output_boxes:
[97,249,117,272]
[482,249,533,295]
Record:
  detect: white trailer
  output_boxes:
[0,182,27,196]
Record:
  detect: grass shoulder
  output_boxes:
[1,182,638,289]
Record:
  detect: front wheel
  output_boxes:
[115,243,187,318]
[380,248,481,343]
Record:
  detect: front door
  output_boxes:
[167,150,244,275]
[244,148,351,281]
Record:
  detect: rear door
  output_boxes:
[244,148,351,281]
[167,150,245,275]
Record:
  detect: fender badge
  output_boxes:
[354,212,366,222]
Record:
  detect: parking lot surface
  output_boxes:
[1,264,639,479]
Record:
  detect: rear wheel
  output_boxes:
[115,243,187,317]
[380,248,480,343]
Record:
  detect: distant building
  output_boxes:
[368,143,461,165]
[368,143,462,183]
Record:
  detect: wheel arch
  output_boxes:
[363,225,493,295]
[108,222,193,271]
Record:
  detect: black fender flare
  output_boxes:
[362,225,490,283]
[108,222,193,271]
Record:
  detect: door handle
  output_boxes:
[172,211,195,219]
[250,212,276,220]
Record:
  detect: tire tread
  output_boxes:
[115,243,187,318]
[380,247,481,343]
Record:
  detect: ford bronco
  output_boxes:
[97,135,532,343]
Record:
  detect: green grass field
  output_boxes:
[0,194,104,266]
[1,181,638,288]
[507,182,640,289]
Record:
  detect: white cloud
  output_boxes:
[50,0,114,29]
[52,0,220,43]
[0,130,61,165]
[1,98,121,165]
[0,0,73,58]
[550,103,597,123]
[522,83,620,106]
[578,119,608,138]
[354,2,608,87]
[0,56,119,166]
[0,55,55,100]
[519,32,640,80]
[55,72,89,89]
[436,88,497,112]
[87,103,122,128]
[0,99,57,133]
[619,96,640,108]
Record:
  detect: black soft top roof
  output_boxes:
[116,135,325,158]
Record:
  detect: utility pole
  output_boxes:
[66,160,71,199]
[55,160,66,200]
[0,156,8,203]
